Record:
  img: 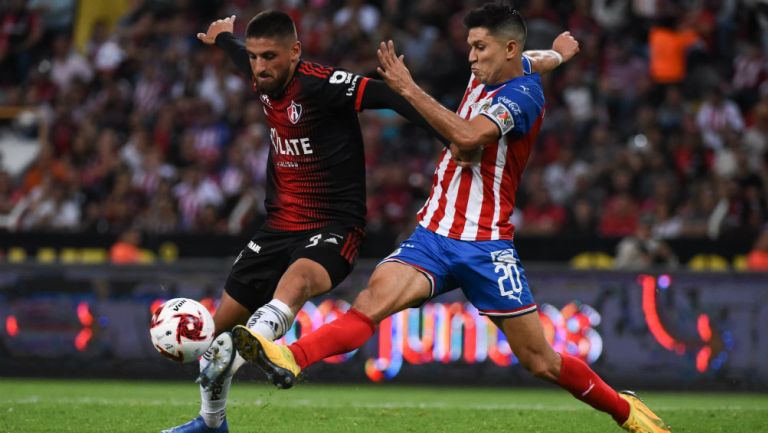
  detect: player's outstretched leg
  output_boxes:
[232,325,301,389]
[494,313,670,432]
[619,391,671,433]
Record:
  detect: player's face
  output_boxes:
[246,36,301,95]
[467,27,518,85]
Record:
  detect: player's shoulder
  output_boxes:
[296,60,334,80]
[496,74,543,108]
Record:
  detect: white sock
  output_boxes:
[197,300,293,427]
[198,355,230,428]
[198,337,247,427]
[246,299,295,341]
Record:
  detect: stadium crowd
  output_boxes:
[0,0,766,254]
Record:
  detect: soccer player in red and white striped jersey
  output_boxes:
[234,4,670,433]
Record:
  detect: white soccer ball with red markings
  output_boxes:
[149,298,215,363]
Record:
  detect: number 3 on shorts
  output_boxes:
[306,234,322,248]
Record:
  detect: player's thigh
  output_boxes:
[352,262,432,323]
[213,291,252,335]
[272,258,333,313]
[490,313,560,380]
[280,225,365,303]
[452,241,537,317]
[224,230,294,313]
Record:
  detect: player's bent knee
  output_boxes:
[518,352,559,381]
[351,288,388,323]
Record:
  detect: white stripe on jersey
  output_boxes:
[435,164,463,234]
[460,164,484,239]
[419,149,452,224]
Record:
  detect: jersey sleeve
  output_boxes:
[478,84,540,137]
[521,55,533,75]
[302,65,370,111]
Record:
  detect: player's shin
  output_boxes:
[198,355,232,428]
[288,308,375,369]
[556,353,630,425]
[246,298,295,341]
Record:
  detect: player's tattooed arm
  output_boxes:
[522,31,579,75]
[198,15,252,78]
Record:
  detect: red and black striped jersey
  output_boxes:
[256,61,370,231]
[217,34,370,231]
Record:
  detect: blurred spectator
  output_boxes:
[743,101,768,162]
[746,228,768,271]
[614,216,679,270]
[521,189,566,236]
[110,228,142,264]
[696,87,745,150]
[599,191,639,237]
[0,0,44,86]
[334,0,380,35]
[648,15,701,85]
[732,43,767,111]
[49,34,93,92]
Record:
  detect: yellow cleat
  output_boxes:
[619,391,671,433]
[231,325,301,389]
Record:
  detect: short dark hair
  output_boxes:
[463,3,527,44]
[246,10,297,40]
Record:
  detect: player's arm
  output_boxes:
[376,40,498,152]
[360,80,449,145]
[522,31,579,75]
[197,15,252,78]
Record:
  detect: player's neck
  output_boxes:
[487,57,523,86]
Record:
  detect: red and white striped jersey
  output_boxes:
[417,58,545,241]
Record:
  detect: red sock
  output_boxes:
[288,308,376,370]
[557,353,630,425]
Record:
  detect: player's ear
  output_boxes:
[505,39,518,61]
[290,40,301,62]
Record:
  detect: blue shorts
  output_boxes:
[379,225,537,317]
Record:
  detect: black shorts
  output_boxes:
[224,224,365,312]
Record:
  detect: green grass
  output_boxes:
[0,379,766,433]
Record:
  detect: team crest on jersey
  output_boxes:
[287,100,302,124]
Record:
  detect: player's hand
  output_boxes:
[376,40,415,95]
[197,15,236,45]
[450,143,480,168]
[552,31,579,63]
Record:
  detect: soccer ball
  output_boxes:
[149,298,215,363]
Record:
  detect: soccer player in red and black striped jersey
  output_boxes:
[161,11,448,433]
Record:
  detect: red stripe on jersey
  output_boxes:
[298,66,326,79]
[298,63,329,79]
[497,139,517,238]
[300,62,329,76]
[475,141,501,241]
[448,168,474,237]
[354,77,370,112]
[426,159,458,232]
[340,227,364,263]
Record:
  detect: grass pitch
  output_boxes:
[0,379,766,433]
